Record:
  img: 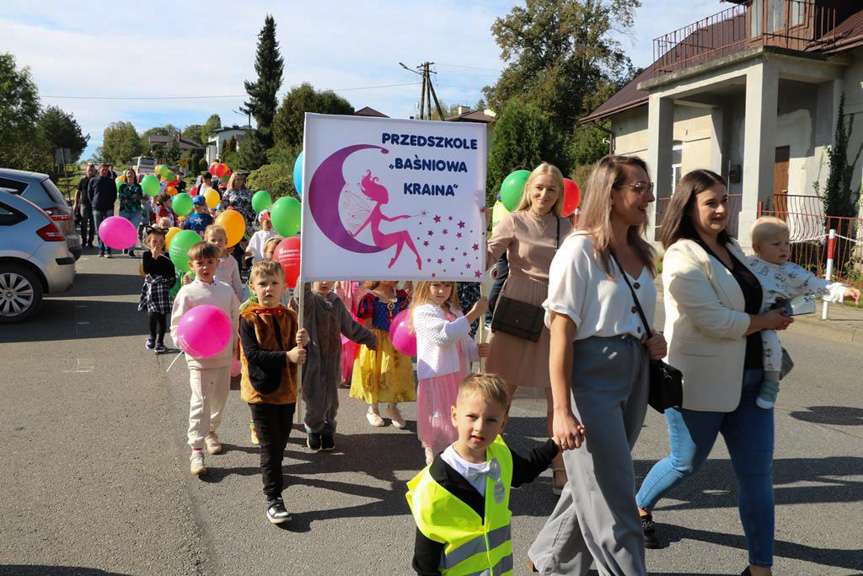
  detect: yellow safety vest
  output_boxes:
[406,436,514,576]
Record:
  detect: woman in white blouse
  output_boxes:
[528,156,666,576]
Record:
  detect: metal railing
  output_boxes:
[653,0,836,75]
[760,194,863,288]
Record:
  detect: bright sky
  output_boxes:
[1,0,722,160]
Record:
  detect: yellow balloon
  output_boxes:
[165,226,181,249]
[205,189,220,209]
[215,209,245,247]
[491,201,510,237]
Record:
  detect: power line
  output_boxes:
[435,63,502,73]
[42,81,420,101]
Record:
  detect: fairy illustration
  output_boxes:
[343,170,423,270]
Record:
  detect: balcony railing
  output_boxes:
[652,0,837,75]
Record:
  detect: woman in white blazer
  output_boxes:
[635,170,792,576]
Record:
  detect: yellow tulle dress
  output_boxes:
[350,291,415,404]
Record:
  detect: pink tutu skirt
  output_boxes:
[417,374,461,453]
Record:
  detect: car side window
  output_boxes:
[0,178,27,194]
[0,202,26,226]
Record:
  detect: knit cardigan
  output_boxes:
[412,303,479,381]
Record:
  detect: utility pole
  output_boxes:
[399,61,446,121]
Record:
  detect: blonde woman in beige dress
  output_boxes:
[486,162,573,493]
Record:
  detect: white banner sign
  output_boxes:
[300,114,487,281]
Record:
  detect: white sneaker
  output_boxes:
[189,450,206,475]
[366,410,385,427]
[205,433,223,455]
[387,404,406,429]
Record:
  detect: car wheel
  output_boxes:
[0,264,44,323]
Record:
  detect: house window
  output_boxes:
[751,0,762,36]
[790,0,804,26]
[768,0,786,33]
[671,142,684,189]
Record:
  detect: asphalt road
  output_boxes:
[1,250,861,575]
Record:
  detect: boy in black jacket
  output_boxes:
[406,373,561,575]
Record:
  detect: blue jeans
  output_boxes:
[92,209,112,255]
[119,211,142,251]
[636,369,774,567]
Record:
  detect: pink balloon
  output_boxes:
[389,308,416,356]
[175,305,232,358]
[98,216,137,250]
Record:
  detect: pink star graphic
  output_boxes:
[462,252,467,257]
[437,258,443,264]
[427,258,431,263]
[448,216,453,221]
[456,232,462,239]
[432,273,437,278]
[472,244,479,251]
[442,229,448,235]
[474,271,482,278]
[466,263,472,269]
[457,221,466,229]
[423,240,429,247]
[427,230,434,237]
[439,245,445,251]
[433,215,441,223]
[450,257,456,262]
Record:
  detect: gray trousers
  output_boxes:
[529,335,649,576]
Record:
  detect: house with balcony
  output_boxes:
[583,0,863,246]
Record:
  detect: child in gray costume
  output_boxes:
[303,281,377,451]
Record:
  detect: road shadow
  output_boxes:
[0,299,143,343]
[656,525,863,573]
[53,269,144,299]
[0,567,132,576]
[790,406,863,426]
[635,456,863,511]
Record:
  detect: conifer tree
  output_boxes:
[240,15,284,169]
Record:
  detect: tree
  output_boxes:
[167,138,182,164]
[247,162,298,199]
[817,93,863,275]
[273,82,354,149]
[203,114,222,140]
[0,53,42,168]
[182,124,205,145]
[38,106,89,163]
[486,99,569,207]
[240,15,284,169]
[100,121,143,164]
[483,0,639,130]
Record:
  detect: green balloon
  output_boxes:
[159,165,171,178]
[141,174,160,197]
[172,193,193,217]
[271,196,301,237]
[164,170,176,183]
[169,230,201,273]
[500,170,531,211]
[252,190,272,213]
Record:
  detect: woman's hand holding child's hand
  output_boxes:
[477,343,490,358]
[764,308,793,330]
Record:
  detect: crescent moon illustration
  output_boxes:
[309,144,389,253]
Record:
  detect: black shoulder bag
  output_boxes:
[490,218,560,343]
[611,252,683,414]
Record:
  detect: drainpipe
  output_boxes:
[588,120,616,154]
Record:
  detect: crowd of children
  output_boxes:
[130,163,863,575]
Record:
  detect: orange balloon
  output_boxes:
[167,186,178,196]
[215,209,245,247]
[165,226,181,249]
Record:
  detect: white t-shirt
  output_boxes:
[544,232,656,340]
[248,229,278,263]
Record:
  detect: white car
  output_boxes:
[0,190,76,322]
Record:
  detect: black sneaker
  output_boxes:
[320,434,335,451]
[145,338,156,350]
[306,431,321,452]
[154,343,167,354]
[641,514,662,549]
[266,497,291,524]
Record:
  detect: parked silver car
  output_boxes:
[0,168,82,260]
[0,190,76,323]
